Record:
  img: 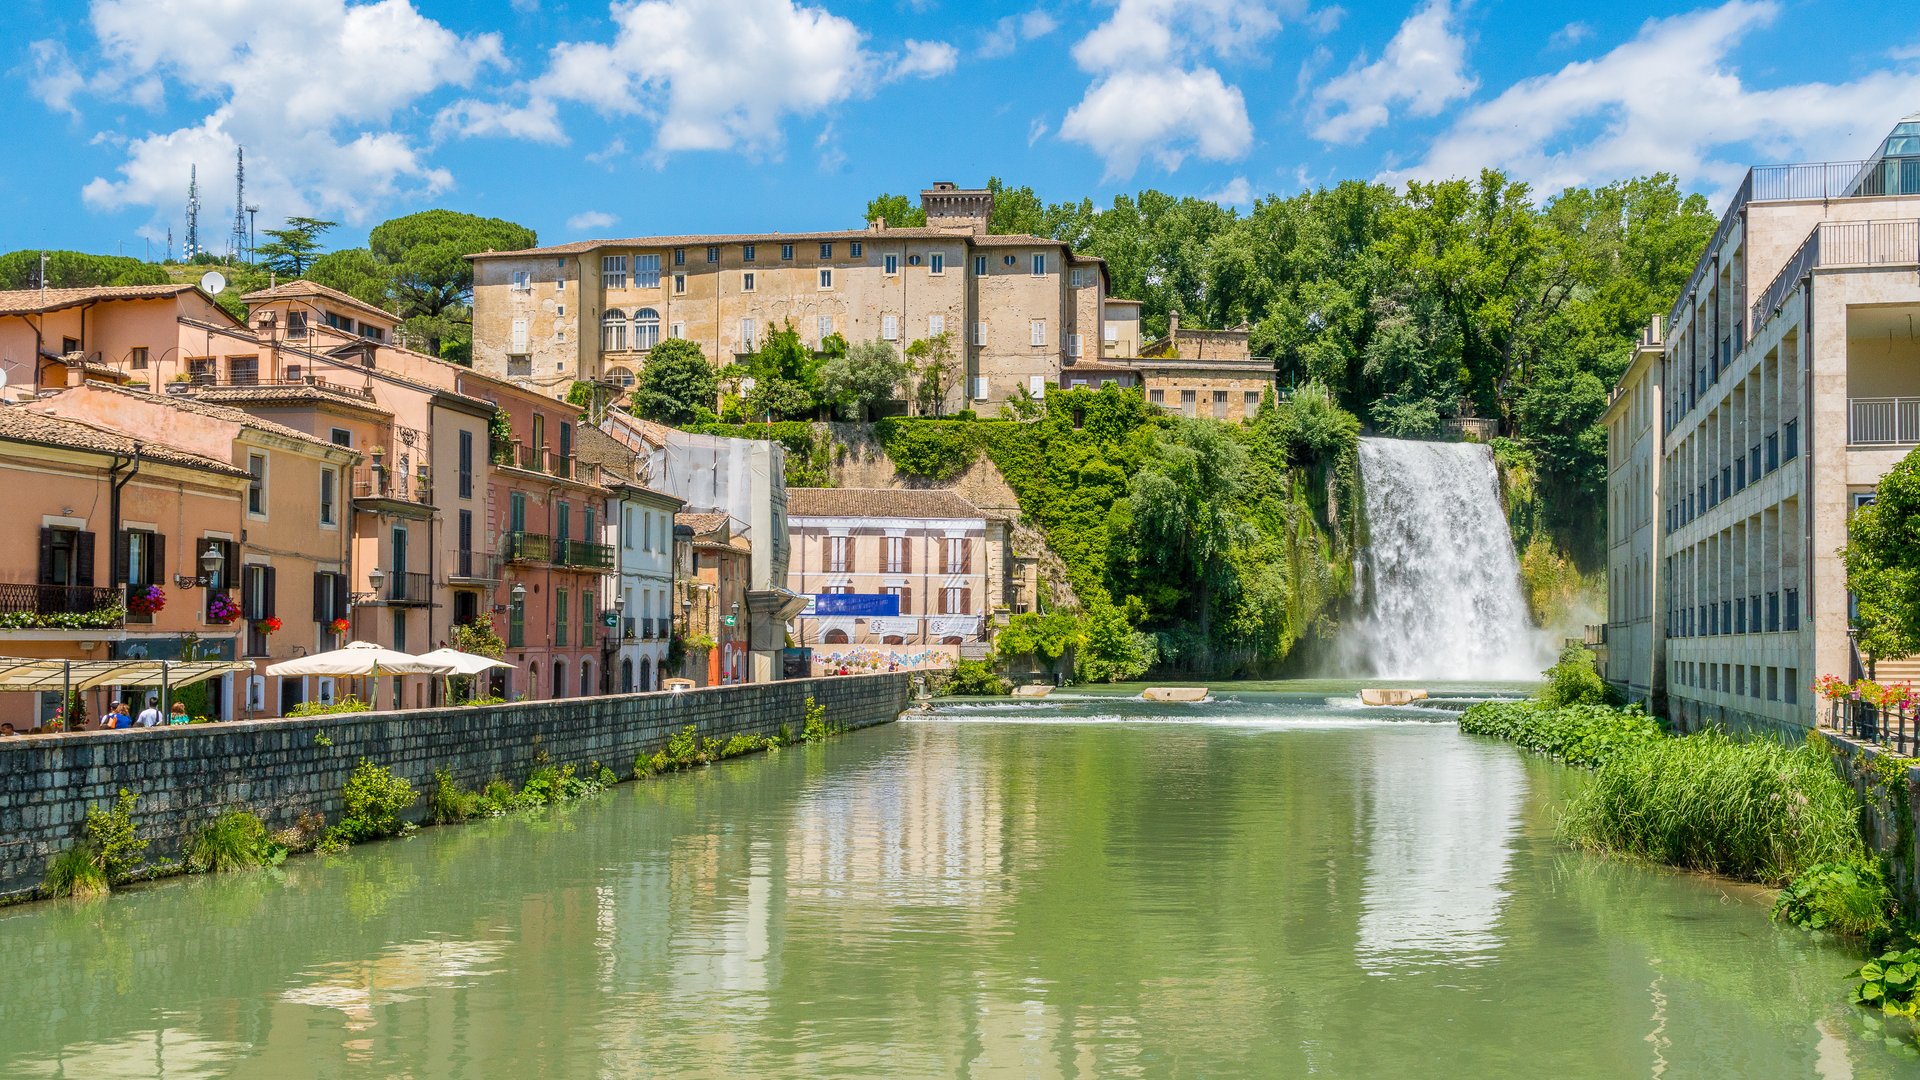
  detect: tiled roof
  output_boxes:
[187,383,391,414]
[471,228,1073,260]
[0,406,246,475]
[787,487,982,520]
[240,279,397,324]
[574,424,640,474]
[0,284,197,315]
[55,385,346,451]
[675,511,731,535]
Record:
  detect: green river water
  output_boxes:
[0,685,1908,1078]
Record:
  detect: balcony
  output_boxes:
[452,550,503,582]
[556,539,615,570]
[504,531,552,564]
[1751,220,1920,335]
[1849,397,1920,446]
[353,466,431,504]
[387,571,433,606]
[507,443,579,481]
[0,583,125,630]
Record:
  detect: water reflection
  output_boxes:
[1356,731,1525,972]
[7,1025,250,1080]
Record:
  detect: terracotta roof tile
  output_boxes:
[240,279,397,324]
[674,511,731,535]
[0,406,246,475]
[471,228,1072,260]
[0,284,197,315]
[787,487,982,520]
[47,385,345,451]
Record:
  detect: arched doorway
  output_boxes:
[640,656,653,690]
[552,660,565,699]
[824,628,850,644]
[621,658,634,692]
[579,659,593,697]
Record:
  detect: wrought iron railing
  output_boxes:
[504,532,552,564]
[1829,698,1920,756]
[387,571,433,605]
[453,550,503,581]
[352,466,430,503]
[0,583,125,628]
[556,539,615,569]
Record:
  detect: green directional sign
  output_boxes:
[722,615,737,627]
[602,611,619,628]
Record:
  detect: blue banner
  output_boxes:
[809,593,901,617]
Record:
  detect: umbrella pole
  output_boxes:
[62,661,71,729]
[161,661,171,718]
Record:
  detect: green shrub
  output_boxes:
[43,845,108,900]
[721,733,767,758]
[874,418,982,481]
[1561,733,1867,886]
[428,767,478,824]
[1458,700,1662,768]
[288,696,372,717]
[330,759,417,844]
[802,696,832,742]
[186,810,279,873]
[1854,948,1920,1017]
[1774,860,1895,937]
[1538,644,1616,708]
[84,788,147,884]
[944,659,1008,696]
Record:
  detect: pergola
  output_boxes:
[0,656,252,723]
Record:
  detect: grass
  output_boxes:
[42,845,108,900]
[1560,732,1868,887]
[1457,700,1663,768]
[185,810,280,873]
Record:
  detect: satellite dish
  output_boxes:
[199,270,227,295]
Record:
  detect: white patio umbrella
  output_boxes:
[414,648,513,704]
[266,641,455,712]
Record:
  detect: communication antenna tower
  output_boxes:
[231,146,248,260]
[184,165,201,261]
[165,227,173,264]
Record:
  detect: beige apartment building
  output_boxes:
[470,183,1280,414]
[1603,114,1920,731]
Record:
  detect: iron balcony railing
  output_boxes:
[556,539,615,570]
[1848,397,1920,446]
[509,443,577,480]
[504,532,552,564]
[387,570,433,605]
[1751,220,1920,335]
[1830,698,1920,757]
[452,550,503,581]
[0,583,125,628]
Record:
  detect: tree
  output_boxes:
[630,338,719,425]
[905,332,960,416]
[1844,450,1920,664]
[1120,419,1254,638]
[820,339,911,420]
[0,250,168,290]
[993,611,1083,677]
[864,194,925,228]
[253,217,337,275]
[307,248,393,308]
[368,210,536,358]
[742,322,824,420]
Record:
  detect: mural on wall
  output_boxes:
[812,647,956,673]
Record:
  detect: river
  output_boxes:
[0,686,1901,1078]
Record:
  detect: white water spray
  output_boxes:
[1341,438,1553,680]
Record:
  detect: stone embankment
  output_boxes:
[0,673,910,899]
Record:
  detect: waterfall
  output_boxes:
[1342,438,1553,681]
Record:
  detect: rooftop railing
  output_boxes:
[1750,219,1920,335]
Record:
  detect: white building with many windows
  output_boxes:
[1603,114,1920,730]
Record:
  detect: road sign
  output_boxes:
[722,615,737,627]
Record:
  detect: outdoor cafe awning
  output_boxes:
[0,657,252,692]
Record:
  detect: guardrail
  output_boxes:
[0,584,124,628]
[1848,397,1920,446]
[387,571,433,605]
[1751,220,1920,335]
[504,532,551,564]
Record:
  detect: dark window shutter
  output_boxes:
[900,588,912,615]
[903,538,911,574]
[961,587,972,615]
[313,572,328,622]
[264,566,278,617]
[74,531,96,588]
[151,532,166,588]
[114,530,130,586]
[38,527,56,585]
[334,573,348,620]
[963,541,973,574]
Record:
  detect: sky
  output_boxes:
[3,0,1918,257]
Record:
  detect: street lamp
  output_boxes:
[349,566,385,608]
[177,543,226,589]
[512,582,527,601]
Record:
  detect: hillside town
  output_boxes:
[0,182,1273,732]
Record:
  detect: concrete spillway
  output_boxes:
[1341,438,1553,681]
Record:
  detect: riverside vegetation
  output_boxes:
[37,696,846,902]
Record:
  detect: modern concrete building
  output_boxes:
[1599,319,1665,709]
[1603,115,1920,731]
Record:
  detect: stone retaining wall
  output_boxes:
[1822,729,1920,911]
[0,673,909,899]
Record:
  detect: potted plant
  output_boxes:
[207,592,242,624]
[330,616,351,637]
[256,615,283,635]
[126,584,167,617]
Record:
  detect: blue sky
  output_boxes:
[4,0,1918,257]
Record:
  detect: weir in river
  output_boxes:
[1341,437,1553,681]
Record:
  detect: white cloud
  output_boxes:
[434,98,565,144]
[979,9,1059,58]
[1548,21,1593,50]
[26,40,88,117]
[488,0,945,161]
[1309,0,1476,144]
[586,137,628,166]
[566,210,617,232]
[63,0,500,227]
[1028,116,1051,146]
[1072,0,1291,71]
[1384,0,1920,198]
[1061,68,1253,179]
[1303,5,1345,34]
[1203,176,1254,206]
[896,40,959,79]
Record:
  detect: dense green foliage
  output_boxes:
[1458,700,1663,768]
[287,695,371,717]
[0,249,170,289]
[820,338,912,420]
[1561,733,1867,886]
[1854,948,1920,1016]
[874,417,983,481]
[943,659,1008,696]
[1538,644,1618,708]
[867,173,1714,563]
[1843,447,1920,664]
[46,786,148,897]
[364,209,537,359]
[631,339,725,425]
[186,810,282,873]
[253,217,336,275]
[325,759,418,847]
[1775,860,1895,938]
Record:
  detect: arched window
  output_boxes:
[552,660,566,698]
[882,634,905,645]
[640,656,653,690]
[824,628,850,644]
[632,308,661,351]
[580,659,594,696]
[602,309,627,351]
[621,658,634,693]
[941,636,963,645]
[606,365,636,388]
